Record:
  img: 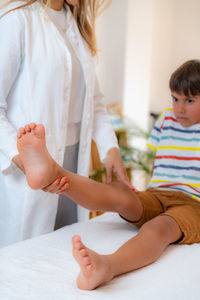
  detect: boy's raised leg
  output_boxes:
[17,124,143,222]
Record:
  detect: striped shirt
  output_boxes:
[147,108,200,201]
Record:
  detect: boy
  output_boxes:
[17,60,200,290]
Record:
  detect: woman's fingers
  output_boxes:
[42,177,69,194]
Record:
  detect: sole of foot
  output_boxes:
[17,124,59,189]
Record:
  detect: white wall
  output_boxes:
[96,0,128,105]
[148,0,174,114]
[123,0,155,132]
[123,0,175,128]
[171,0,200,67]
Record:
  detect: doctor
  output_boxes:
[0,0,130,247]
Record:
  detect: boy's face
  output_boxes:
[171,91,200,127]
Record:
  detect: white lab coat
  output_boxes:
[0,2,118,247]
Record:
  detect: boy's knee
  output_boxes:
[139,222,163,241]
[108,182,143,218]
[139,215,180,242]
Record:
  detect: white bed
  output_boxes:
[0,212,199,300]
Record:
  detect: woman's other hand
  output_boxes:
[105,147,133,189]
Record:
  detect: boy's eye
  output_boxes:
[173,97,178,102]
[186,99,194,103]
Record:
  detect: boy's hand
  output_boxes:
[105,147,133,189]
[42,177,69,194]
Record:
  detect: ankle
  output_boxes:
[103,254,117,281]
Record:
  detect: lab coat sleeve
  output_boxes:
[0,11,23,172]
[92,76,119,162]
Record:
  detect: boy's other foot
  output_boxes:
[17,123,62,189]
[72,235,113,290]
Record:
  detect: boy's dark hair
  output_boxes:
[169,59,200,96]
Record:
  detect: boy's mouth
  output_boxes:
[176,116,187,121]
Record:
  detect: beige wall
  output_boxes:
[149,0,200,115]
[96,0,200,131]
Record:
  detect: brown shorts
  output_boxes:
[124,188,200,244]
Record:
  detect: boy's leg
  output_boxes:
[17,124,143,221]
[72,214,182,290]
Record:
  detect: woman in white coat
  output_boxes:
[0,0,130,247]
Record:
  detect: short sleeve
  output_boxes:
[147,110,166,151]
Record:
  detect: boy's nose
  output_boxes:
[178,103,185,113]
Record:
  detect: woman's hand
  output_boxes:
[42,177,69,194]
[105,147,133,189]
[12,154,25,173]
[12,155,69,194]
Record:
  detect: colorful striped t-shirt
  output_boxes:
[147,108,200,201]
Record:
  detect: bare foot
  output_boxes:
[17,123,62,189]
[72,235,113,290]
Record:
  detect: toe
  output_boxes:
[20,127,26,135]
[72,235,81,245]
[30,122,36,130]
[34,124,45,138]
[75,241,84,251]
[25,124,31,132]
[80,249,88,257]
[83,257,91,265]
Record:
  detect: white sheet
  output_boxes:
[0,212,200,300]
